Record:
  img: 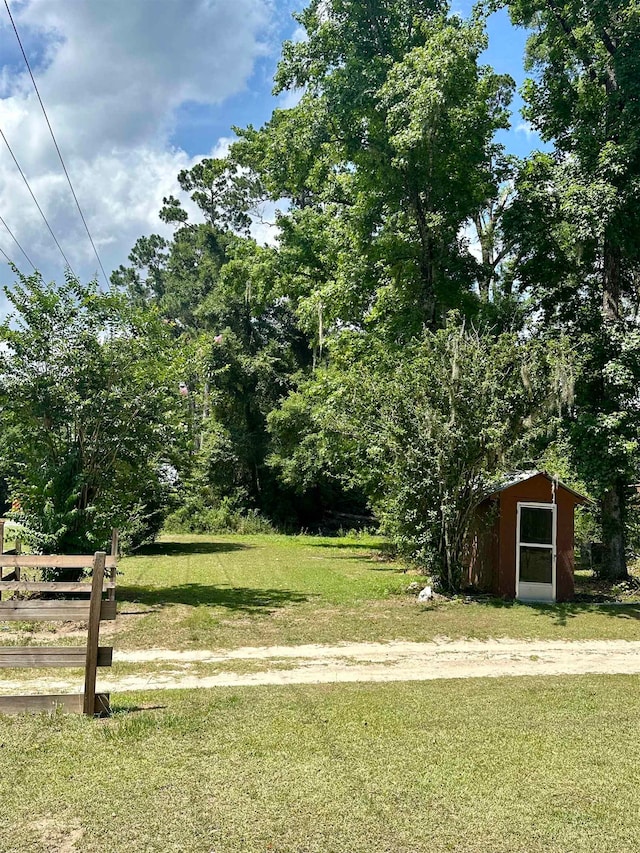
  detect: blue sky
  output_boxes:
[0,0,541,289]
[170,2,540,160]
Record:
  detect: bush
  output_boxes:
[164,497,275,535]
[270,316,571,591]
[0,272,178,564]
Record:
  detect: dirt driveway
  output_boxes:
[3,638,640,694]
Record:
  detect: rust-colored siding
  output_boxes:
[467,473,583,602]
[466,499,499,591]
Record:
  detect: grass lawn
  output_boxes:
[103,533,640,650]
[1,675,639,852]
[3,533,639,651]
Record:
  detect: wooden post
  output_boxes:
[109,529,119,602]
[83,551,106,716]
[0,519,4,589]
[14,538,21,582]
[0,519,4,594]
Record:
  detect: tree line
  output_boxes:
[1,0,638,589]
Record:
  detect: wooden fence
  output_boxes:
[0,532,118,716]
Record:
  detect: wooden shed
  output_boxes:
[467,471,588,603]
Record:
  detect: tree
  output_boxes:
[232,0,514,339]
[0,270,177,556]
[503,0,640,577]
[269,316,568,589]
[114,163,315,528]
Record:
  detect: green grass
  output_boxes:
[104,533,640,649]
[3,533,639,651]
[2,536,639,851]
[0,675,639,852]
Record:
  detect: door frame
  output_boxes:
[515,501,557,602]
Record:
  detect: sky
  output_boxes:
[0,0,542,292]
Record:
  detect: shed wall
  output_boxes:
[498,475,576,602]
[466,499,499,592]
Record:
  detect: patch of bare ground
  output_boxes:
[99,606,157,636]
[3,638,640,695]
[25,818,83,853]
[0,623,87,645]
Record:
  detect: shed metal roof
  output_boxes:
[487,470,589,502]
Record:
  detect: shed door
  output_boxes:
[516,503,556,602]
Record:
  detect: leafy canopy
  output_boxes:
[269,318,570,588]
[0,271,177,554]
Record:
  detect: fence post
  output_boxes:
[14,538,21,582]
[83,551,106,716]
[0,519,4,591]
[109,529,119,602]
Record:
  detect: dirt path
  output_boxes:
[3,638,640,694]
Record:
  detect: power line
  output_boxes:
[0,213,35,271]
[0,125,75,274]
[0,244,14,266]
[4,0,109,285]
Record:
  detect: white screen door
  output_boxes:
[516,502,556,602]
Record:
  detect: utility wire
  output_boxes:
[0,125,75,273]
[0,244,14,266]
[4,0,109,285]
[0,212,35,270]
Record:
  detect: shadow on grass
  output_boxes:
[310,540,402,568]
[473,596,640,626]
[117,582,312,614]
[365,563,407,572]
[310,541,382,551]
[312,551,403,571]
[331,555,407,572]
[109,704,167,715]
[134,541,252,557]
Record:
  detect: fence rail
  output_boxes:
[0,526,118,716]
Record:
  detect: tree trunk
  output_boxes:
[472,211,493,300]
[201,381,210,450]
[412,190,438,329]
[599,482,628,580]
[598,237,628,580]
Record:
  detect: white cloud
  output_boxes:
[210,137,236,160]
[11,0,273,155]
[516,121,536,139]
[0,0,275,287]
[290,25,308,43]
[277,86,304,109]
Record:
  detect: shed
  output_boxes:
[467,471,589,603]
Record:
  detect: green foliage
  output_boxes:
[0,271,178,555]
[113,168,318,527]
[505,154,640,525]
[5,0,640,587]
[502,0,640,577]
[270,316,569,589]
[232,1,514,338]
[108,1,530,552]
[85,0,640,577]
[171,157,261,233]
[164,497,275,535]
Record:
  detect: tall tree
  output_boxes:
[505,0,640,577]
[232,0,514,340]
[113,165,314,527]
